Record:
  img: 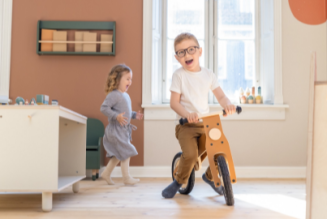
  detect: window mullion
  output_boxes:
[161,0,168,103]
[255,0,261,87]
[212,0,219,104]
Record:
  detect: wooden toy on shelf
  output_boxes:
[37,21,116,56]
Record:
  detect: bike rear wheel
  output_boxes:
[172,152,195,195]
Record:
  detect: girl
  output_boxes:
[100,64,143,185]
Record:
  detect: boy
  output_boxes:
[162,33,236,198]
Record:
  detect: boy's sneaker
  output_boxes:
[202,173,224,195]
[162,180,182,198]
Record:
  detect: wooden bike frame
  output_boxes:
[174,111,237,188]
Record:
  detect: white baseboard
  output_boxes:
[87,166,306,179]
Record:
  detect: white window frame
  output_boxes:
[142,0,288,121]
[0,0,13,97]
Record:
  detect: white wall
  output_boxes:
[144,1,327,168]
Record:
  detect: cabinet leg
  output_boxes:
[42,192,52,212]
[92,169,97,181]
[96,169,99,179]
[73,182,80,193]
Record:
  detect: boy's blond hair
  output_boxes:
[174,33,200,50]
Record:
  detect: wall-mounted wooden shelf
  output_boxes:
[37,21,116,56]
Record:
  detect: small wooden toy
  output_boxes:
[0,95,9,105]
[25,99,29,105]
[51,100,58,105]
[36,94,49,105]
[255,86,262,104]
[247,95,254,104]
[15,97,25,105]
[238,87,244,103]
[241,95,247,104]
[245,87,251,97]
[30,98,36,105]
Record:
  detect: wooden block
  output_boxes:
[41,29,55,51]
[75,31,88,52]
[83,32,97,52]
[100,34,113,52]
[53,31,67,52]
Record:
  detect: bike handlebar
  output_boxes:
[179,106,242,125]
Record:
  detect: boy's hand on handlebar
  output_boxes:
[187,112,199,123]
[223,104,236,117]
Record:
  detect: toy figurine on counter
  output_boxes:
[256,86,262,104]
[239,87,247,104]
[51,100,58,105]
[15,97,25,105]
[30,98,36,105]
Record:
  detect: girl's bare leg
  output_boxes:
[121,157,140,185]
[101,157,120,185]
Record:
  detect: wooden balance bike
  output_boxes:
[172,106,242,206]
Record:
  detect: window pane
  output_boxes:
[217,40,255,103]
[218,0,255,39]
[216,0,256,103]
[165,0,205,101]
[167,0,205,39]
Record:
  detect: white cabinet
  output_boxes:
[307,82,327,219]
[0,105,87,211]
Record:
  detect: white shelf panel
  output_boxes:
[58,176,85,191]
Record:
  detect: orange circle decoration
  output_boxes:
[289,0,327,25]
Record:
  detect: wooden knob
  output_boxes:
[209,128,221,140]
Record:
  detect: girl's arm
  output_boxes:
[212,86,236,116]
[132,111,143,120]
[170,91,198,123]
[100,92,119,121]
[132,111,137,119]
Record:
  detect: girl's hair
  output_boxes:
[174,32,200,50]
[105,64,131,94]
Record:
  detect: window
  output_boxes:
[215,0,257,103]
[150,0,276,105]
[143,0,284,113]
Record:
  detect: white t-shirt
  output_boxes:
[170,67,220,121]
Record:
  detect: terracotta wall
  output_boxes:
[10,0,144,166]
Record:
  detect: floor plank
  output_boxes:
[0,178,306,219]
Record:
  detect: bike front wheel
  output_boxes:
[217,155,234,206]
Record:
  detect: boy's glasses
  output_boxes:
[175,46,199,58]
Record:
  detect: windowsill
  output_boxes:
[141,104,289,121]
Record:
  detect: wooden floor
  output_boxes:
[0,178,305,219]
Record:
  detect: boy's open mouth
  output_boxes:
[126,85,129,89]
[185,59,193,65]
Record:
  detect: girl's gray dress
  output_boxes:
[100,90,138,161]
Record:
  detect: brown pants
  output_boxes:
[174,122,213,184]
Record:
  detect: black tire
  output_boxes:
[217,155,234,206]
[171,152,195,195]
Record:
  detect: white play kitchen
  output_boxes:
[0,105,87,211]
